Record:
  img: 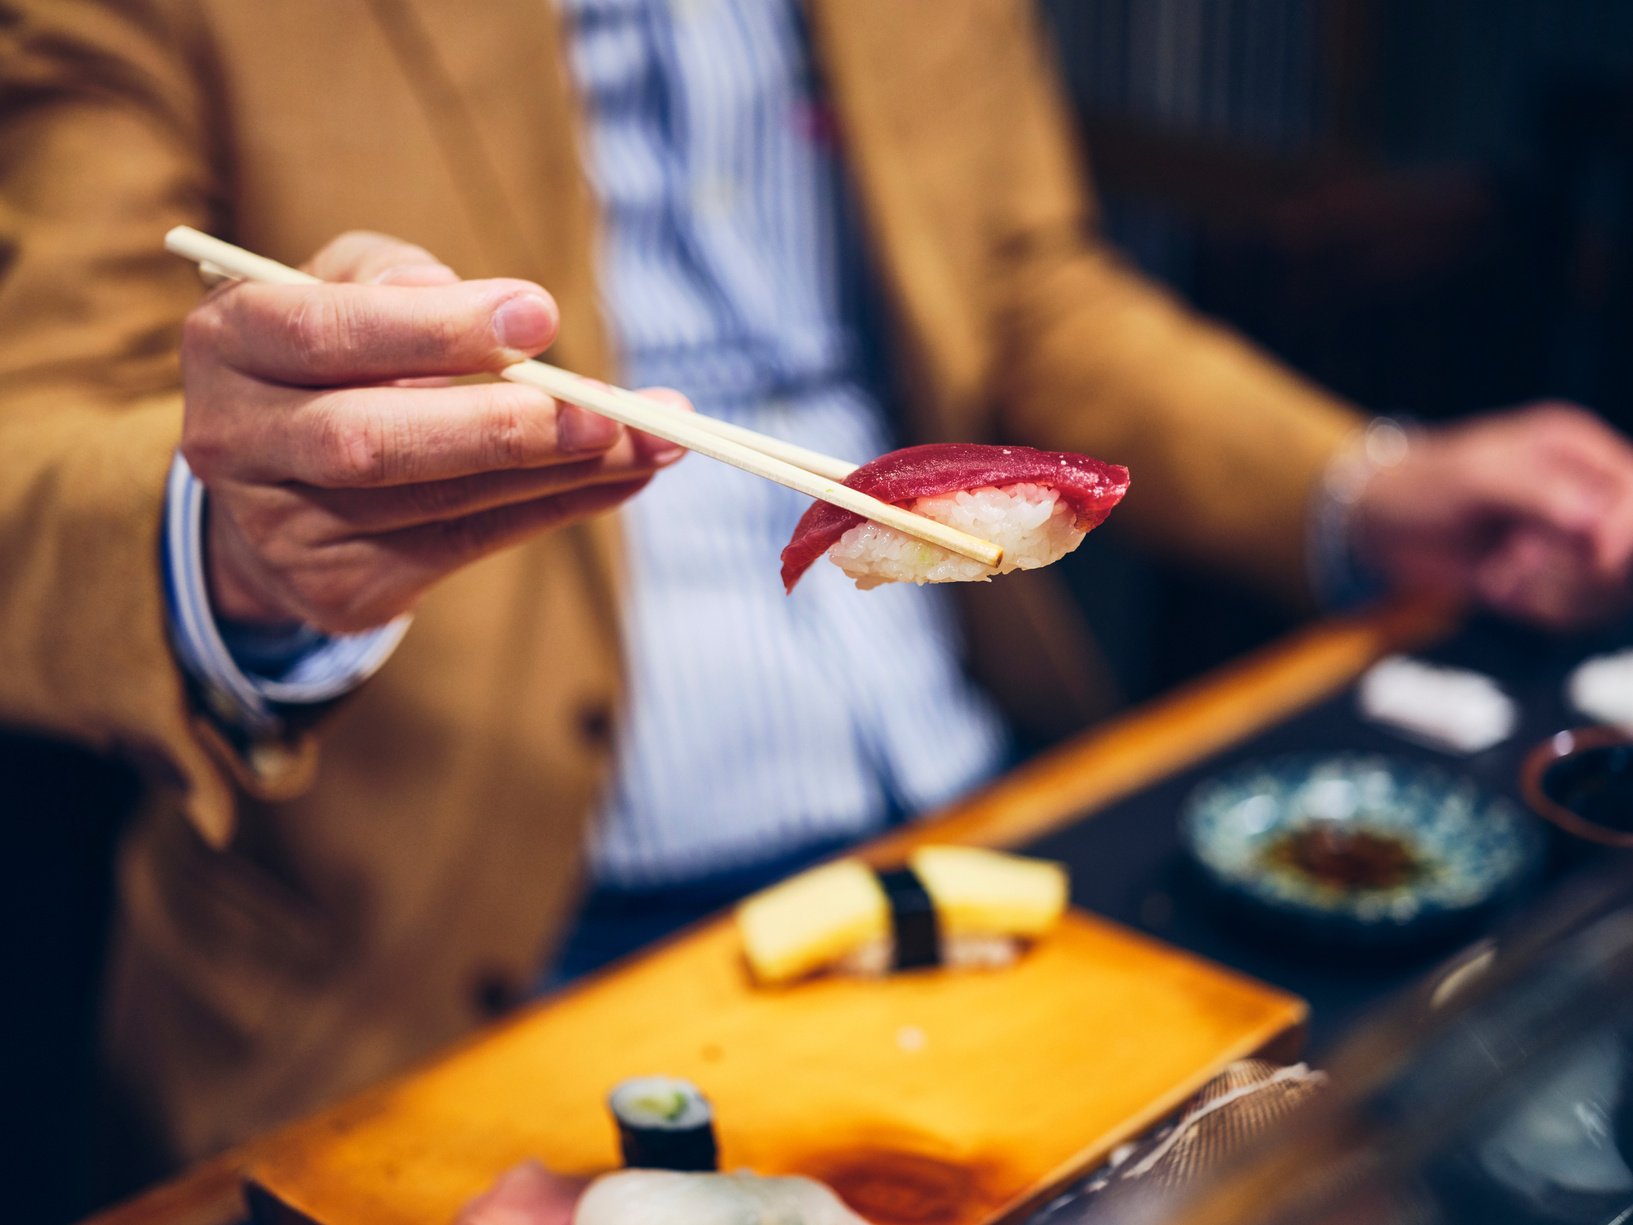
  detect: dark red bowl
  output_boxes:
[1521,727,1633,847]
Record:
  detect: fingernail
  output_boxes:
[559,405,620,453]
[654,443,686,464]
[492,293,556,351]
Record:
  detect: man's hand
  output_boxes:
[454,1162,582,1225]
[1354,403,1633,629]
[180,231,688,633]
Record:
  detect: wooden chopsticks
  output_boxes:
[164,228,1004,569]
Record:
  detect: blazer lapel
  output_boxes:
[360,0,603,343]
[361,0,626,610]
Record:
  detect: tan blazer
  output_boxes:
[0,0,1356,1172]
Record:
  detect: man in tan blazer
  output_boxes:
[4,0,1632,1198]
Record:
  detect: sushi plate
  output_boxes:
[245,910,1304,1225]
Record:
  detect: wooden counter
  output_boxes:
[81,600,1453,1225]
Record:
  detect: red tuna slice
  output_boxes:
[780,443,1131,592]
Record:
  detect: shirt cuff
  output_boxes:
[1307,417,1414,610]
[162,453,410,733]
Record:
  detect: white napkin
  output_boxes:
[1357,655,1518,753]
[1568,649,1633,731]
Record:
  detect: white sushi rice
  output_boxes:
[575,1171,869,1225]
[833,934,1023,977]
[827,482,1084,590]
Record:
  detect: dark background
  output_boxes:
[1042,0,1633,704]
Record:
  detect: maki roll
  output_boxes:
[608,1077,718,1172]
[587,1089,868,1224]
[735,846,1069,986]
[779,443,1130,592]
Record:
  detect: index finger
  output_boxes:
[199,278,559,385]
[304,230,457,286]
[1529,403,1633,470]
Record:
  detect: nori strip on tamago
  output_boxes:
[876,866,942,970]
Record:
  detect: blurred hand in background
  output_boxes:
[1355,403,1633,629]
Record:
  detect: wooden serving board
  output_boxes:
[247,911,1304,1225]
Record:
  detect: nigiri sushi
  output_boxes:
[575,1170,870,1225]
[780,443,1130,593]
[460,1163,870,1225]
[736,846,1069,986]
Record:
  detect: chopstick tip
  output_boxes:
[163,224,198,254]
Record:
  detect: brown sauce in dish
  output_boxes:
[1263,825,1426,891]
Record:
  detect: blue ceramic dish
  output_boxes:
[1182,754,1546,948]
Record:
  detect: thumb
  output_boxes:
[455,1161,583,1225]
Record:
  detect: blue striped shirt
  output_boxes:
[565,0,1010,886]
[162,0,1012,885]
